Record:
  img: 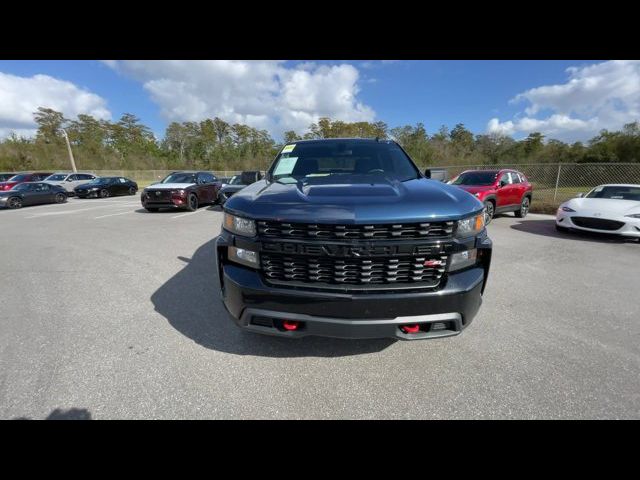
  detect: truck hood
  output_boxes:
[146,183,196,190]
[225,177,483,223]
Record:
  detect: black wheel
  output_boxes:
[54,192,67,204]
[7,197,22,209]
[484,200,495,225]
[555,224,571,233]
[186,193,198,212]
[515,196,530,218]
[145,207,159,213]
[128,186,137,195]
[99,189,110,198]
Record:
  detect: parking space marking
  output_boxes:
[171,209,208,219]
[94,210,135,219]
[24,203,140,218]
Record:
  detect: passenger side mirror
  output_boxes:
[424,169,431,179]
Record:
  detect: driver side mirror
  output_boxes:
[424,169,431,179]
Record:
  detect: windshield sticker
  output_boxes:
[274,157,298,176]
[281,144,296,154]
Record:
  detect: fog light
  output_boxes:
[448,248,477,272]
[228,246,259,268]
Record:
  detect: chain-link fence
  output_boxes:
[89,170,243,186]
[436,163,640,206]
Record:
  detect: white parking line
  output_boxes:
[171,209,208,219]
[94,210,135,219]
[24,203,139,218]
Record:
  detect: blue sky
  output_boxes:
[0,60,636,143]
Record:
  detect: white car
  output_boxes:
[556,184,640,238]
[43,172,97,195]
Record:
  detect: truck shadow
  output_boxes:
[510,219,639,244]
[151,238,395,358]
[14,408,92,420]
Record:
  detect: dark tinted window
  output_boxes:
[162,173,198,184]
[77,174,94,180]
[8,174,30,182]
[452,171,498,186]
[35,183,50,191]
[270,141,419,182]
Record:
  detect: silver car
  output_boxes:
[43,172,97,195]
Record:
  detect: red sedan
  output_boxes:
[0,172,54,191]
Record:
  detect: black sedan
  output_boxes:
[0,182,68,209]
[75,176,138,198]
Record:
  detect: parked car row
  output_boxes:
[0,172,139,209]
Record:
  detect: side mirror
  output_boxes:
[575,193,584,198]
[499,180,507,188]
[66,178,73,182]
[424,169,431,179]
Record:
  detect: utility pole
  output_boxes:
[60,128,77,173]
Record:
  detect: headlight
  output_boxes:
[449,249,478,272]
[228,246,259,268]
[223,212,256,237]
[455,213,485,237]
[625,213,640,219]
[561,206,576,212]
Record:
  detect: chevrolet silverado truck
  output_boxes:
[215,138,492,340]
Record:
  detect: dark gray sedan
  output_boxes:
[0,182,68,209]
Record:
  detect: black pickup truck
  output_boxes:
[215,138,492,340]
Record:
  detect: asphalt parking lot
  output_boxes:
[0,196,638,419]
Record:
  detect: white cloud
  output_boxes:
[0,72,111,139]
[488,60,640,142]
[105,60,375,138]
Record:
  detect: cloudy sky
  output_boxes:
[0,60,638,142]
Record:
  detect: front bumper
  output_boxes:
[141,193,188,209]
[215,232,492,340]
[556,211,640,237]
[75,190,100,198]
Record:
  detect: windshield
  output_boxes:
[161,173,197,184]
[87,177,112,184]
[46,174,67,181]
[270,140,420,183]
[585,186,640,201]
[452,171,498,186]
[7,174,30,182]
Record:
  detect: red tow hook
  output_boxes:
[282,320,300,331]
[400,324,420,334]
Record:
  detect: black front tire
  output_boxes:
[7,197,22,209]
[128,186,137,195]
[99,189,110,198]
[515,196,530,218]
[54,193,67,204]
[186,194,198,212]
[484,200,495,225]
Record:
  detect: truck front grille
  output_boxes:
[570,216,624,231]
[261,253,447,286]
[257,220,454,240]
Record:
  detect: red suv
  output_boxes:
[0,172,54,191]
[449,169,533,224]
